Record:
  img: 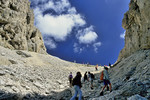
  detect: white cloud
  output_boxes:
[93,42,102,53]
[73,43,84,53]
[79,32,97,44]
[29,0,47,6]
[120,31,125,39]
[68,7,76,14]
[75,26,101,53]
[30,0,101,52]
[77,26,98,44]
[42,0,70,14]
[33,1,86,42]
[30,0,70,13]
[43,36,57,49]
[35,14,74,41]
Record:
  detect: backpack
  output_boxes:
[91,73,95,79]
[100,71,104,80]
[69,74,73,78]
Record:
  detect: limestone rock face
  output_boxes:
[118,0,150,61]
[0,0,46,53]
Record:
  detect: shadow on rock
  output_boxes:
[0,89,72,100]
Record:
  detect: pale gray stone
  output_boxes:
[0,70,6,75]
[127,94,148,100]
[59,85,65,89]
[1,53,5,56]
[0,80,5,85]
[16,51,31,57]
[33,82,44,89]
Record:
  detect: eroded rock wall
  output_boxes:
[118,0,150,61]
[0,0,46,53]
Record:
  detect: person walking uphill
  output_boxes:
[87,72,94,89]
[95,64,98,71]
[83,71,88,82]
[68,72,73,87]
[70,72,82,100]
[100,66,112,96]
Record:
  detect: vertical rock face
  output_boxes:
[118,0,150,61]
[0,0,46,53]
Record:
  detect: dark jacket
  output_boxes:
[72,76,82,88]
[84,73,87,81]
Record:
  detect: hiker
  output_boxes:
[88,72,94,89]
[100,66,112,96]
[83,71,88,82]
[68,72,73,87]
[100,70,109,91]
[109,63,111,68]
[90,72,94,89]
[95,64,98,71]
[87,71,90,81]
[70,72,82,100]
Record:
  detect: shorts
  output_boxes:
[103,79,111,86]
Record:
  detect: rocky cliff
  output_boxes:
[118,0,150,61]
[0,0,149,100]
[0,0,46,53]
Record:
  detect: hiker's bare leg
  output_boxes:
[101,85,106,92]
[109,83,112,91]
[91,83,93,89]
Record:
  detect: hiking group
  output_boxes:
[69,65,112,100]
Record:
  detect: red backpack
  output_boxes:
[100,71,104,80]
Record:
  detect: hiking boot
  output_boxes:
[110,90,112,92]
[75,97,78,100]
[100,91,103,96]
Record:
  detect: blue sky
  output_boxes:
[29,0,130,65]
